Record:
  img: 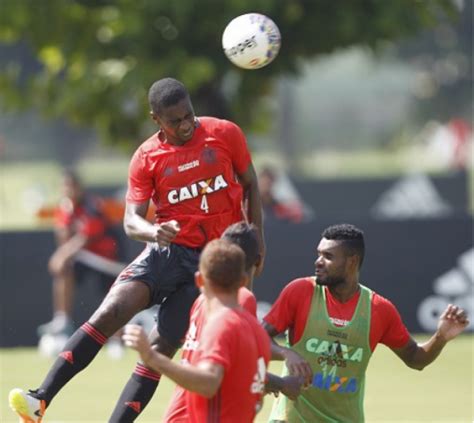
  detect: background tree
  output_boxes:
[0,0,457,148]
[396,0,472,123]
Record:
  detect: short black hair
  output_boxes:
[221,222,259,272]
[148,78,189,115]
[322,223,365,268]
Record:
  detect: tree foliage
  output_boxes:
[0,0,456,148]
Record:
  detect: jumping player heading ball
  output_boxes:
[9,77,265,423]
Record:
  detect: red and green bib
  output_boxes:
[270,283,373,423]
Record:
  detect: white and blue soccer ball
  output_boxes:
[222,13,281,70]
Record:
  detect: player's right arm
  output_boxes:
[262,279,313,385]
[124,146,180,245]
[123,324,224,398]
[123,201,179,245]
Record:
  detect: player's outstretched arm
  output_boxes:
[123,325,224,397]
[392,304,469,370]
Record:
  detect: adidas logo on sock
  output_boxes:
[125,401,141,413]
[60,351,74,364]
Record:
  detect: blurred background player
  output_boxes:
[8,77,264,423]
[123,238,271,423]
[37,168,125,358]
[263,223,469,422]
[258,166,312,224]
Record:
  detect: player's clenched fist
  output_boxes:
[154,220,180,247]
[123,324,154,364]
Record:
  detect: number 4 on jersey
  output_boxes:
[200,195,209,213]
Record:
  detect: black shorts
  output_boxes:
[116,243,201,348]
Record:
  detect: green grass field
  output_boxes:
[1,335,473,422]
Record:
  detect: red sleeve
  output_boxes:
[263,278,313,339]
[190,295,204,315]
[370,293,411,351]
[238,288,257,317]
[224,120,251,175]
[126,148,154,204]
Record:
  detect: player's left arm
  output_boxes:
[392,304,469,370]
[263,321,313,385]
[123,324,224,398]
[237,162,265,275]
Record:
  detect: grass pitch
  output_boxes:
[1,335,473,422]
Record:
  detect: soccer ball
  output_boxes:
[222,13,281,70]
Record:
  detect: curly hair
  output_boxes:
[322,223,365,267]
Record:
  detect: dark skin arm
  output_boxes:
[123,200,180,245]
[265,373,304,400]
[263,321,313,386]
[392,304,469,370]
[237,162,265,275]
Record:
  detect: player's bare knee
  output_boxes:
[88,303,123,337]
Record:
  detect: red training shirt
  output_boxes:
[54,196,118,259]
[263,277,410,352]
[126,117,252,248]
[163,287,257,423]
[187,306,270,423]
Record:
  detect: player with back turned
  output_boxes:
[9,77,265,423]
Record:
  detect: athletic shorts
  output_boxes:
[116,242,201,348]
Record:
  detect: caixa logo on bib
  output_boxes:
[417,248,473,331]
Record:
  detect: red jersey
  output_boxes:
[186,307,270,423]
[163,287,257,423]
[54,196,118,259]
[263,277,410,352]
[126,117,252,248]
